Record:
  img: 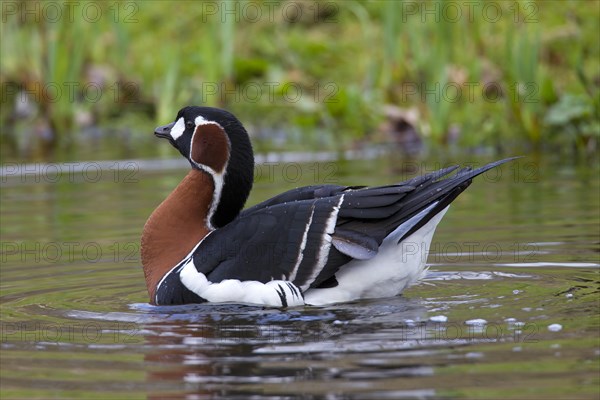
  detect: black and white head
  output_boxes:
[154,106,254,228]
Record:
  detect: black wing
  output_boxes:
[240,184,349,215]
[191,158,518,292]
[193,194,345,291]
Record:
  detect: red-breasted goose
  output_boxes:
[141,106,516,307]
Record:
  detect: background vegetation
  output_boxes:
[1,0,598,161]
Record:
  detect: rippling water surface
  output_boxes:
[1,154,598,399]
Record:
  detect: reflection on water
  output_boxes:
[1,154,599,399]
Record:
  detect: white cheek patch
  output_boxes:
[170,117,186,140]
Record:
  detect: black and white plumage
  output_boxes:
[146,105,516,308]
[143,106,517,307]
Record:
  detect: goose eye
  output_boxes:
[186,120,195,129]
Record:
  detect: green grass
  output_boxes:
[0,0,598,160]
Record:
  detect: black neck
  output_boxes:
[210,121,254,228]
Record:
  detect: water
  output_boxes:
[1,154,599,399]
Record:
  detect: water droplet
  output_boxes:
[548,323,562,332]
[429,315,448,323]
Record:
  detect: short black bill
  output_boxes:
[154,122,175,139]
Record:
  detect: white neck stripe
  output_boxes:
[189,120,230,230]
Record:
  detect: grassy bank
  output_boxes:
[0,0,598,161]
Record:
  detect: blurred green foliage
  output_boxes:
[0,0,598,160]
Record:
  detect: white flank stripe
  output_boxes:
[303,205,449,305]
[299,194,345,291]
[287,204,315,282]
[189,120,229,230]
[384,201,438,244]
[180,260,304,307]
